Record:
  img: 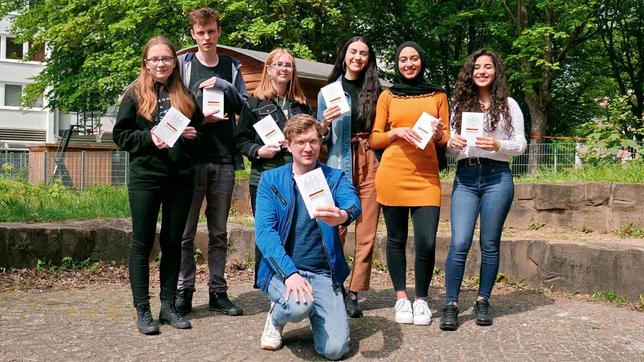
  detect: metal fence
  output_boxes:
[0,142,640,189]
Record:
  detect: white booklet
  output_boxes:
[411,112,437,150]
[253,114,285,145]
[461,112,485,147]
[151,107,190,147]
[320,82,350,115]
[202,88,225,118]
[293,167,335,219]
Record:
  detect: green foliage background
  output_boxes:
[1,0,642,142]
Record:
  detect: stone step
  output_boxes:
[1,219,642,301]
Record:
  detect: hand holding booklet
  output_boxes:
[461,112,485,147]
[411,112,437,150]
[320,82,350,115]
[293,168,335,219]
[151,107,190,147]
[253,114,285,145]
[202,88,225,118]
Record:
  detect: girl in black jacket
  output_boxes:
[113,36,203,335]
[234,48,313,286]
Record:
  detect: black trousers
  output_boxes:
[250,183,261,288]
[382,205,440,298]
[128,180,193,307]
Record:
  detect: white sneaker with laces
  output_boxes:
[394,298,414,324]
[413,299,432,325]
[261,303,285,350]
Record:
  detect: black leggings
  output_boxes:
[382,205,440,298]
[128,181,193,307]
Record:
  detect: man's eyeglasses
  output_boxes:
[271,62,293,70]
[291,138,322,150]
[146,57,175,66]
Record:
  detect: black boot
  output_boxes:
[474,299,493,326]
[439,303,459,331]
[159,300,191,329]
[135,303,160,335]
[175,289,193,315]
[209,292,243,316]
[344,292,363,318]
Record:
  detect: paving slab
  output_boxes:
[1,280,643,361]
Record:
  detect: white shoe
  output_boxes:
[394,298,414,324]
[261,303,284,351]
[413,299,432,325]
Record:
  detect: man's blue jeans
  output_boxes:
[445,162,514,302]
[267,272,349,360]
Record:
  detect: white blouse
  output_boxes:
[447,97,527,163]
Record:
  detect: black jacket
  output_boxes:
[235,96,313,186]
[113,88,203,189]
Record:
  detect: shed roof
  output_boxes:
[179,44,334,81]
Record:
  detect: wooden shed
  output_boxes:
[178,44,334,108]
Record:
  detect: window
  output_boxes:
[5,37,24,60]
[2,84,43,108]
[4,84,22,106]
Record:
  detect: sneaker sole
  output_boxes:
[395,315,414,324]
[209,307,244,316]
[439,323,458,331]
[138,327,160,335]
[475,319,493,326]
[413,318,432,325]
[261,343,283,351]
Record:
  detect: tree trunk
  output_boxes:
[524,91,548,174]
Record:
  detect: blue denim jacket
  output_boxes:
[317,77,354,182]
[254,162,361,292]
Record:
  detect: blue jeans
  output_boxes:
[267,272,349,360]
[445,162,514,302]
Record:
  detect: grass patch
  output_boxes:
[589,290,629,305]
[515,160,644,183]
[0,180,130,222]
[35,257,101,273]
[614,222,644,238]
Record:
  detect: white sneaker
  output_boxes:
[394,298,414,324]
[261,303,284,350]
[413,299,432,325]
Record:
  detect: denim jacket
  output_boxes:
[317,77,354,182]
[254,162,361,292]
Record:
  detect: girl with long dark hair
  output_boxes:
[440,50,526,331]
[316,36,381,317]
[113,36,203,334]
[370,41,449,326]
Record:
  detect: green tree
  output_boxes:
[3,0,210,113]
[597,0,643,126]
[500,0,601,171]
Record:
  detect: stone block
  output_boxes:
[534,184,585,210]
[534,206,610,232]
[583,183,611,206]
[514,183,534,201]
[505,199,534,228]
[0,228,7,267]
[611,183,644,207]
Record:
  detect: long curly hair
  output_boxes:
[327,36,381,132]
[451,49,513,136]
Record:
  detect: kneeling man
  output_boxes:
[254,114,361,360]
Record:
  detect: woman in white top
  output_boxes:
[440,50,527,331]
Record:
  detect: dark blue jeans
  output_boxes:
[444,162,514,302]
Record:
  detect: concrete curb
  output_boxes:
[1,220,642,301]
